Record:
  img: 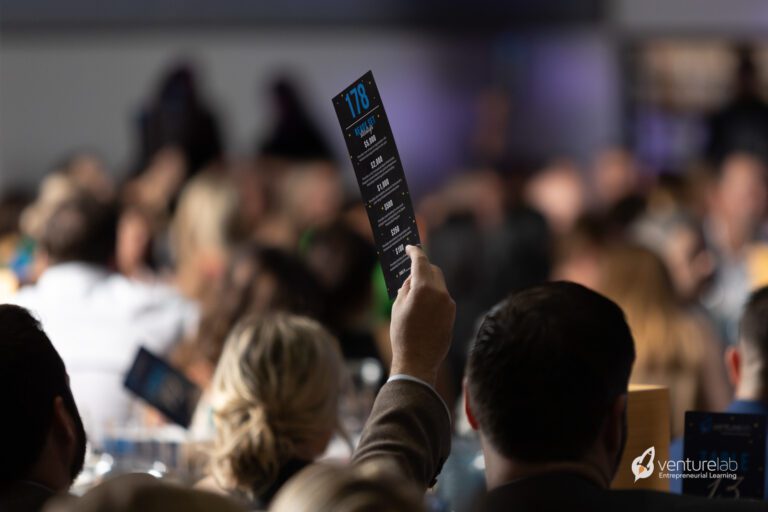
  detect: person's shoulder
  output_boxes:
[7,283,38,306]
[105,273,192,307]
[611,489,768,511]
[103,274,198,327]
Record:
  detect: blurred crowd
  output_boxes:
[3,53,768,510]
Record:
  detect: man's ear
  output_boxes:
[725,346,741,389]
[51,396,77,448]
[463,378,479,431]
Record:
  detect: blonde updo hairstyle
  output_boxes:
[209,313,344,499]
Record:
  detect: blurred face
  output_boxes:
[663,225,714,301]
[126,147,187,213]
[283,163,343,229]
[116,210,151,275]
[526,164,585,234]
[233,163,267,232]
[553,246,602,291]
[716,154,767,229]
[592,148,638,208]
[67,155,115,202]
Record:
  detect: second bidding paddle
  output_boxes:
[332,71,421,298]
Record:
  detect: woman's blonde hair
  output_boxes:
[269,462,425,512]
[209,313,344,499]
[170,170,239,268]
[597,244,702,372]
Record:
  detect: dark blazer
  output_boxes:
[480,472,768,512]
[352,379,451,489]
[0,481,56,512]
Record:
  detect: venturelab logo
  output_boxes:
[630,446,740,483]
[631,446,655,482]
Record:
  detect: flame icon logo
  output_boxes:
[631,446,655,482]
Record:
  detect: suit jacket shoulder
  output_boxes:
[0,481,56,512]
[481,473,768,512]
[610,489,768,512]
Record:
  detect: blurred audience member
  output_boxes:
[468,88,512,169]
[20,175,80,246]
[230,160,269,238]
[115,205,156,281]
[644,172,692,216]
[551,214,608,290]
[199,314,344,509]
[590,147,645,222]
[281,162,343,231]
[671,284,768,496]
[123,147,187,222]
[185,244,325,399]
[704,152,768,343]
[44,474,245,512]
[270,462,425,512]
[597,244,730,436]
[0,192,32,298]
[727,286,768,416]
[119,148,190,278]
[54,153,115,204]
[633,211,716,303]
[255,162,343,249]
[425,170,550,400]
[419,170,507,231]
[0,193,29,250]
[707,153,767,255]
[0,305,87,512]
[708,46,768,165]
[304,223,382,362]
[257,77,334,163]
[134,63,223,178]
[524,159,586,235]
[10,196,197,444]
[170,170,240,300]
[722,286,768,496]
[16,155,117,284]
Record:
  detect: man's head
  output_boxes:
[712,153,767,234]
[727,286,768,398]
[0,305,87,488]
[466,281,635,486]
[41,195,118,266]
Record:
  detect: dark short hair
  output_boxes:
[41,195,117,265]
[740,286,768,373]
[0,305,84,480]
[467,281,635,463]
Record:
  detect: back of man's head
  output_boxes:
[739,286,768,383]
[0,304,86,482]
[41,195,117,266]
[467,281,635,463]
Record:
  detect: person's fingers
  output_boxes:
[430,264,447,290]
[393,275,411,312]
[398,274,412,298]
[406,245,430,284]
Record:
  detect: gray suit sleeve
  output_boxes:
[351,379,452,489]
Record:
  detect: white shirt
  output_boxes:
[10,263,198,444]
